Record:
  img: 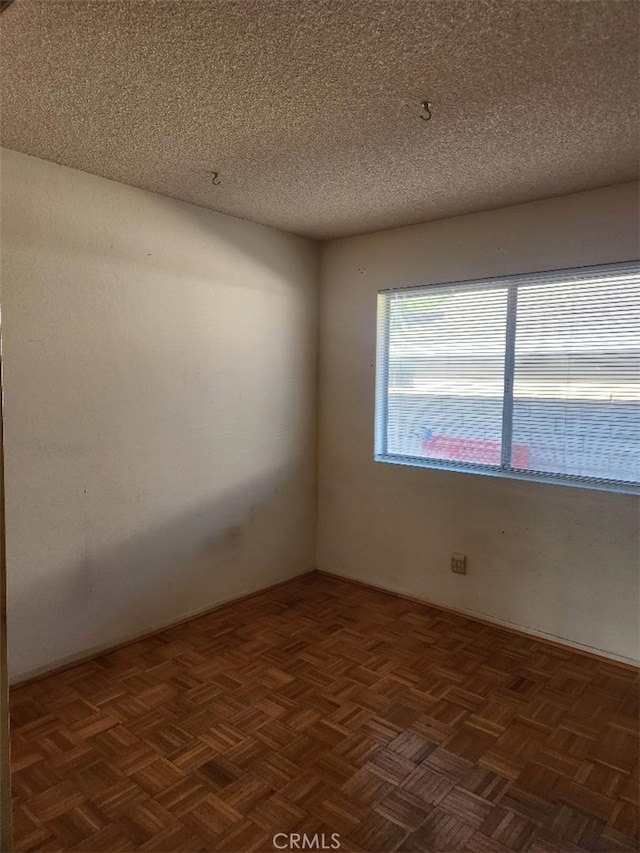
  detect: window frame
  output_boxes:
[374,260,640,495]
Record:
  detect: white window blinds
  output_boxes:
[375,261,640,492]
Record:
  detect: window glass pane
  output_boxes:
[511,273,640,483]
[385,285,508,463]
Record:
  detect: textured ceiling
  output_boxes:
[1,0,638,240]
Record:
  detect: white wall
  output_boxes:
[318,182,640,665]
[1,148,318,681]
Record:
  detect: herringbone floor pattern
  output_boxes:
[9,572,640,852]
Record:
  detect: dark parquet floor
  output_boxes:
[9,572,640,852]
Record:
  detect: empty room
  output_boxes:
[0,1,638,852]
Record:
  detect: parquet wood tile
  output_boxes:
[9,573,640,852]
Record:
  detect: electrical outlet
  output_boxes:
[450,553,466,574]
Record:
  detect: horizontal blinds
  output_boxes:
[384,284,508,464]
[511,267,640,484]
[377,261,640,489]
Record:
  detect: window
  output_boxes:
[375,261,640,493]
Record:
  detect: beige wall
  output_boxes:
[318,182,640,665]
[0,377,11,849]
[1,148,318,682]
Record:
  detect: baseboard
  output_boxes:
[11,568,316,687]
[316,569,639,672]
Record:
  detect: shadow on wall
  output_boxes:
[4,159,317,295]
[8,462,313,683]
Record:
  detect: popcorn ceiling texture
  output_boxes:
[1,0,638,239]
